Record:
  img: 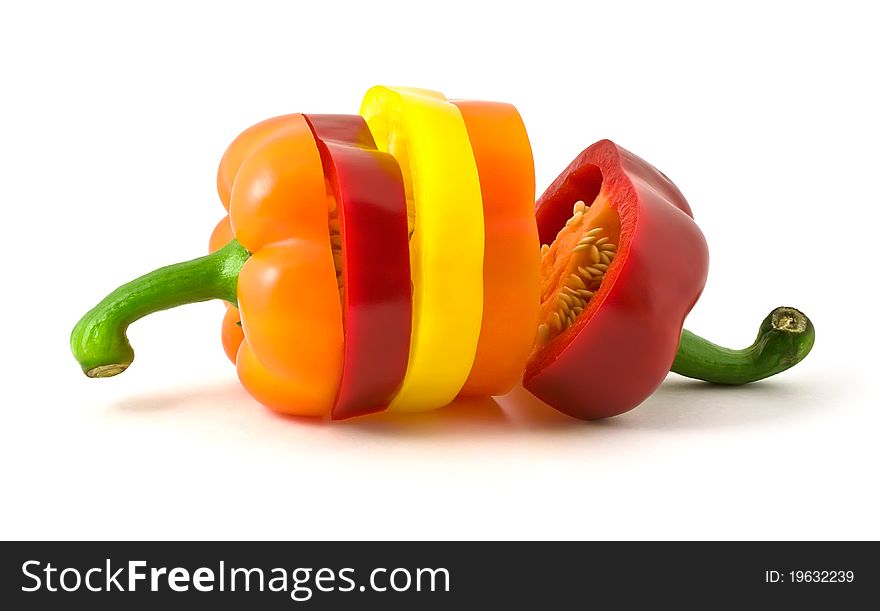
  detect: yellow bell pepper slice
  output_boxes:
[360,86,484,412]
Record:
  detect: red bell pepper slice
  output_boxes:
[304,114,412,420]
[524,140,709,419]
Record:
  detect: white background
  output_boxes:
[1,1,876,540]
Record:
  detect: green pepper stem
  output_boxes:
[673,306,815,384]
[71,240,250,377]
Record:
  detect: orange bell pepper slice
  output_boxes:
[452,101,540,396]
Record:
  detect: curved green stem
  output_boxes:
[673,306,815,384]
[71,240,250,377]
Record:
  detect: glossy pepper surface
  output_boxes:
[360,86,485,412]
[213,112,412,418]
[452,100,540,397]
[303,114,412,419]
[227,114,342,415]
[523,140,709,419]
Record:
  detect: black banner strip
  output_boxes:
[1,542,876,608]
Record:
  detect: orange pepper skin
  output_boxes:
[237,240,341,378]
[221,305,244,364]
[223,115,343,417]
[236,343,331,417]
[453,101,540,396]
[216,114,303,211]
[228,119,328,253]
[209,215,234,254]
[237,240,343,415]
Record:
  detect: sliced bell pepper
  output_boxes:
[523,140,710,419]
[71,88,816,423]
[303,114,412,420]
[452,100,540,396]
[71,111,413,419]
[360,86,485,412]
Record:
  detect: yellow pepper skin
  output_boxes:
[360,86,485,412]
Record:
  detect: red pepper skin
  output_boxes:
[304,115,412,420]
[524,140,709,420]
